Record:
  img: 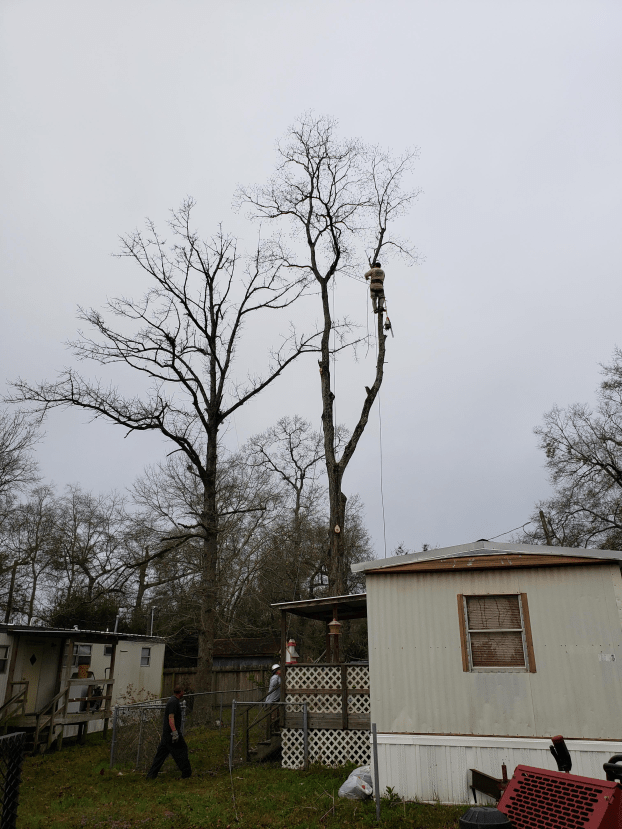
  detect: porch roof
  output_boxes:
[271,593,367,622]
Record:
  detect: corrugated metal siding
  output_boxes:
[367,563,622,739]
[375,737,621,803]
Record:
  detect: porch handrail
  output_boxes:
[34,685,70,751]
[0,682,28,724]
[32,678,116,751]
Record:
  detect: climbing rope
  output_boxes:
[332,276,337,453]
[374,322,388,558]
[378,389,388,558]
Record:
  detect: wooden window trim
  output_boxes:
[520,592,536,673]
[457,594,469,672]
[458,593,537,673]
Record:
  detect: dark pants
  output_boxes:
[370,284,385,312]
[146,734,192,779]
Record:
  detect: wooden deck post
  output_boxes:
[340,664,348,730]
[280,610,287,729]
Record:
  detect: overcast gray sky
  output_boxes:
[1,1,621,556]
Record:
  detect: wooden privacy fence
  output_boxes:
[162,666,271,699]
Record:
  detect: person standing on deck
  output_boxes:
[265,664,281,704]
[146,685,192,779]
[364,262,385,313]
[265,664,281,727]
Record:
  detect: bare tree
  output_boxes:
[9,198,318,696]
[0,409,40,506]
[0,485,56,623]
[524,348,622,549]
[245,416,324,578]
[239,115,419,592]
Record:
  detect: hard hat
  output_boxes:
[271,664,280,672]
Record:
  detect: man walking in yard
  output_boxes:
[146,685,192,779]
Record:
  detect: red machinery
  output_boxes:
[498,758,622,829]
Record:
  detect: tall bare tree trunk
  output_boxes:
[321,289,387,595]
[196,421,219,706]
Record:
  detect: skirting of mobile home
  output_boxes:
[373,734,622,804]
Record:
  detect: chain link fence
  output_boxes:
[109,688,262,771]
[0,732,25,829]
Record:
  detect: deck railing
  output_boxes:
[0,683,28,728]
[31,677,116,751]
[283,663,370,730]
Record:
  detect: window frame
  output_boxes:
[457,592,536,673]
[72,643,92,667]
[0,645,9,674]
[140,647,151,667]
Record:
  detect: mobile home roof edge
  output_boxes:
[0,623,166,642]
[352,540,622,573]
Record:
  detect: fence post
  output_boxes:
[244,707,249,763]
[229,701,236,772]
[341,664,348,730]
[372,723,381,822]
[219,693,223,733]
[303,702,309,770]
[109,706,119,769]
[135,707,144,770]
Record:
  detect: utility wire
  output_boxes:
[378,388,388,558]
[488,521,532,541]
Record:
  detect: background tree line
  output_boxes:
[0,411,369,663]
[522,348,622,551]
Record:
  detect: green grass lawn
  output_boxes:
[17,728,467,829]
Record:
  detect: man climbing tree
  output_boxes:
[365,261,386,314]
[239,115,420,594]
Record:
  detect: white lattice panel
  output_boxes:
[286,693,341,713]
[348,694,370,714]
[347,665,369,689]
[281,728,305,768]
[281,728,371,769]
[286,666,341,690]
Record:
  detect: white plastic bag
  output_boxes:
[338,765,373,800]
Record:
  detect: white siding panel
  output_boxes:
[367,564,622,739]
[374,736,622,803]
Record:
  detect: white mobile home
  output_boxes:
[353,541,622,803]
[0,624,165,751]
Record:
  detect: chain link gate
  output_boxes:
[109,689,262,771]
[0,732,25,829]
[109,703,185,772]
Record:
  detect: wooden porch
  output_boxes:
[0,630,118,753]
[272,594,371,768]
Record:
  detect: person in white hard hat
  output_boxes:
[265,664,281,704]
[265,664,281,728]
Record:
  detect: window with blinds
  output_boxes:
[461,594,532,671]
